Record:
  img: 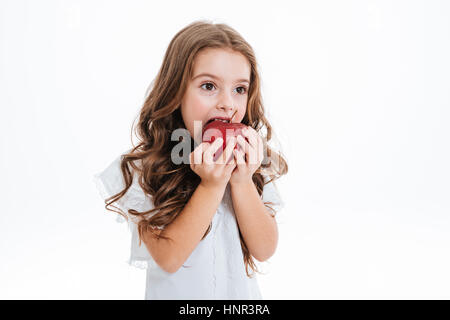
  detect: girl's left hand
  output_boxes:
[229,126,264,186]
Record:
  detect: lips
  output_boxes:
[204,117,231,128]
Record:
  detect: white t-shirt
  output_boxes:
[93,153,285,300]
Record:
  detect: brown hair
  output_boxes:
[103,20,288,277]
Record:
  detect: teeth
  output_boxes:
[206,118,229,125]
[213,118,229,123]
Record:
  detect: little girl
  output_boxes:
[93,20,288,300]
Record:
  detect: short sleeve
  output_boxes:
[93,154,160,270]
[261,175,285,218]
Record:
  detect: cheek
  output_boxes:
[236,104,248,122]
[185,91,212,118]
[182,90,213,140]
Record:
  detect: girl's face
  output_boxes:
[181,47,251,144]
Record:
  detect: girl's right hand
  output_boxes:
[189,137,237,188]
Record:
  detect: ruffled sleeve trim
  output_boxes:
[92,154,163,227]
[93,171,127,224]
[261,175,285,217]
[93,153,162,270]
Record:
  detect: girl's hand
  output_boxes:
[230,127,264,186]
[189,137,237,189]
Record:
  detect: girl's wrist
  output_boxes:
[229,177,253,188]
[199,179,228,191]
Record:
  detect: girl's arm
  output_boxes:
[141,137,237,274]
[141,182,227,274]
[230,180,278,262]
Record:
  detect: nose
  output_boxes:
[217,91,235,112]
[217,103,234,113]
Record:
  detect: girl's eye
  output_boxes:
[200,82,248,95]
[235,86,247,95]
[200,82,216,91]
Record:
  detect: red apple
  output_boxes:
[202,120,249,162]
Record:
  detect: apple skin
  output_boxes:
[202,120,249,161]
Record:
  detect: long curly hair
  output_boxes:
[103,20,288,277]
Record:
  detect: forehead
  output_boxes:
[192,48,250,82]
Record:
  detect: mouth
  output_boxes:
[204,117,231,127]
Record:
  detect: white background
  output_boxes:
[1,0,449,299]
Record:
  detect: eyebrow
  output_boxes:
[192,73,250,84]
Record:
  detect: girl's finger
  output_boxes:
[241,128,258,149]
[218,137,236,165]
[234,148,246,166]
[226,156,237,174]
[189,151,195,170]
[193,142,207,165]
[249,134,263,164]
[204,138,223,165]
[257,137,265,162]
[237,134,260,165]
[236,134,251,154]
